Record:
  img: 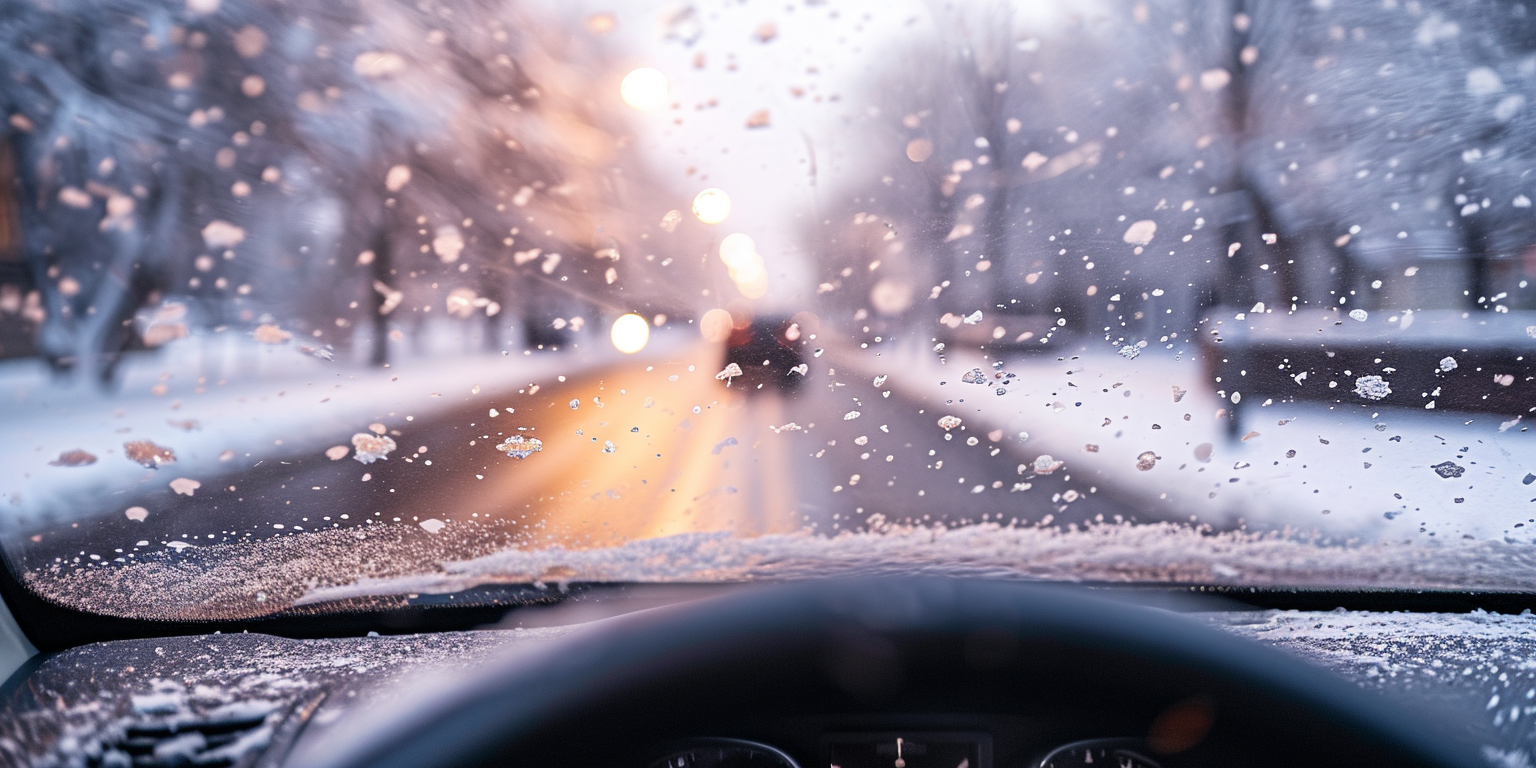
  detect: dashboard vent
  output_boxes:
[86,692,323,768]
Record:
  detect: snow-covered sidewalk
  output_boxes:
[0,326,696,531]
[845,336,1536,542]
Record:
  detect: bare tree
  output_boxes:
[809,1,1236,349]
[809,0,1536,356]
[0,0,705,384]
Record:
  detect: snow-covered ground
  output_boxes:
[0,322,689,534]
[845,335,1536,542]
[9,318,1536,615]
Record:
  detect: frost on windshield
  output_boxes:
[3,0,1536,620]
[495,434,544,459]
[351,433,397,465]
[27,522,1536,622]
[123,441,177,469]
[1352,375,1392,401]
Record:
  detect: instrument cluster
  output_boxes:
[649,734,1165,768]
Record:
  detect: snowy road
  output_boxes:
[12,320,1536,580]
[10,337,1137,570]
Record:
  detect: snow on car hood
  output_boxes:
[24,520,1536,621]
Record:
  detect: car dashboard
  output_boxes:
[3,606,1536,768]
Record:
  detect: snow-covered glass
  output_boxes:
[1,0,1535,621]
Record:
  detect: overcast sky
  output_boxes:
[539,0,1107,314]
[542,0,939,311]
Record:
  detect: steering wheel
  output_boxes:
[290,579,1481,768]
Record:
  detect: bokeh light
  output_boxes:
[736,268,769,299]
[610,312,651,354]
[692,188,731,224]
[700,308,734,343]
[620,67,670,111]
[727,255,765,286]
[718,233,756,270]
[718,231,767,298]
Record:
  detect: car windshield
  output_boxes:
[3,0,1536,624]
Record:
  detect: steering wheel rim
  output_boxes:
[289,578,1482,768]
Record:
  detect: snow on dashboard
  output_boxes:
[1208,610,1536,767]
[0,629,563,767]
[23,520,1536,621]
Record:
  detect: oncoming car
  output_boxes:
[2,2,1536,767]
[723,316,807,394]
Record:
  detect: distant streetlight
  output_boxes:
[610,312,651,354]
[692,188,731,224]
[699,308,734,343]
[718,231,767,297]
[718,232,756,269]
[735,268,769,299]
[620,67,670,111]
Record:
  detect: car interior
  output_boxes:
[4,0,1536,767]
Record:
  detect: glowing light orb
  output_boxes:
[610,312,651,354]
[736,268,769,299]
[719,233,757,270]
[728,255,765,286]
[700,308,735,343]
[692,188,731,224]
[620,67,670,111]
